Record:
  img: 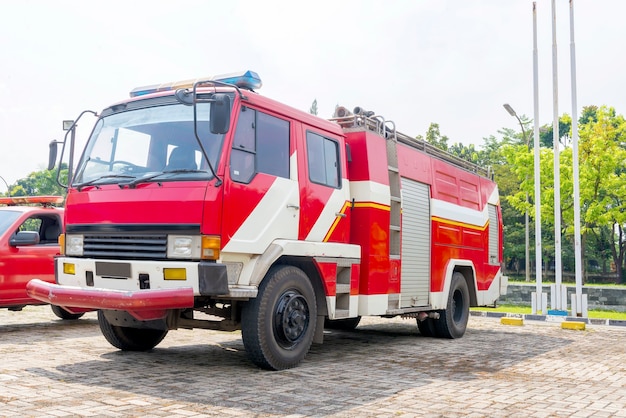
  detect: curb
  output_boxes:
[470,310,626,327]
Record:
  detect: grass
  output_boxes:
[471,304,626,320]
[507,279,626,288]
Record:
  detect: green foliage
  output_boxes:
[502,105,626,282]
[1,165,67,198]
[539,113,572,148]
[417,123,449,151]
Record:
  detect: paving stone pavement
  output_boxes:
[1,305,625,418]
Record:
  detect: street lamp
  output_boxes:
[503,103,531,282]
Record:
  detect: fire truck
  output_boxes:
[28,71,506,370]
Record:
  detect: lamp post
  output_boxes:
[503,103,530,282]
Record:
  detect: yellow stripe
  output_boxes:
[323,201,352,242]
[352,202,390,211]
[432,216,488,231]
[323,201,391,242]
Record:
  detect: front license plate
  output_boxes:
[95,261,131,279]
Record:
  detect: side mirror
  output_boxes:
[210,94,231,135]
[48,140,59,170]
[10,231,40,246]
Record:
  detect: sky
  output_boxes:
[1,0,625,187]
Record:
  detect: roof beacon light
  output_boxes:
[0,196,64,206]
[130,70,262,98]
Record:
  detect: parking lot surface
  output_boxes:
[1,306,626,418]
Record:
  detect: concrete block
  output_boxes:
[562,321,586,331]
[501,317,524,326]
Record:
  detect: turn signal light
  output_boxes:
[59,234,65,255]
[201,235,221,260]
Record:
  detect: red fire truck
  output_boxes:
[28,71,506,370]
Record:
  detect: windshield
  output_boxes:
[73,102,225,186]
[0,210,21,235]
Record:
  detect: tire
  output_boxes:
[241,265,317,370]
[97,310,168,351]
[50,304,85,320]
[435,272,470,339]
[324,316,361,331]
[417,317,437,337]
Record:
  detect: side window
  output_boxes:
[230,107,290,183]
[14,215,62,245]
[231,107,256,183]
[306,131,340,188]
[18,217,42,233]
[257,112,289,178]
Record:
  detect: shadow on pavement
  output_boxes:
[25,319,574,416]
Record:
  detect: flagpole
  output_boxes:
[532,2,545,314]
[569,0,586,316]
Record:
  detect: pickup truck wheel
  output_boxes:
[98,310,167,351]
[50,305,84,320]
[241,265,317,370]
[417,317,437,337]
[324,316,361,330]
[435,272,470,339]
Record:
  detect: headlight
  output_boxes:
[65,234,84,256]
[167,235,202,259]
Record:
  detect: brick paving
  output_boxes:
[1,305,625,417]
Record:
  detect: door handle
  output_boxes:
[287,204,300,210]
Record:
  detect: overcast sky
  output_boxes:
[1,0,624,187]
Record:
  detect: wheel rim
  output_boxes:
[273,290,310,349]
[452,289,464,323]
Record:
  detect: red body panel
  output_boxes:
[65,182,213,228]
[346,128,502,300]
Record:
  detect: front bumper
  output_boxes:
[26,279,194,321]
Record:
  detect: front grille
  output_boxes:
[83,234,167,259]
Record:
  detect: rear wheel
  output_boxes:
[50,305,84,320]
[98,311,168,351]
[324,316,361,331]
[435,272,470,339]
[241,265,317,370]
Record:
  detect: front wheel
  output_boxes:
[241,265,317,370]
[434,272,470,339]
[98,311,168,351]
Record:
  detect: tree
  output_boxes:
[504,105,626,283]
[417,123,449,151]
[573,106,626,282]
[3,166,67,198]
[309,99,318,116]
[538,114,572,148]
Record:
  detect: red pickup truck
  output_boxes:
[0,196,84,319]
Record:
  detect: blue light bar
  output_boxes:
[129,70,262,98]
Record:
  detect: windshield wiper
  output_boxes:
[122,169,208,188]
[74,174,135,191]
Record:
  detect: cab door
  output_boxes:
[221,106,299,254]
[298,127,350,244]
[0,212,62,305]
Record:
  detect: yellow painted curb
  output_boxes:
[562,321,586,331]
[501,317,524,326]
